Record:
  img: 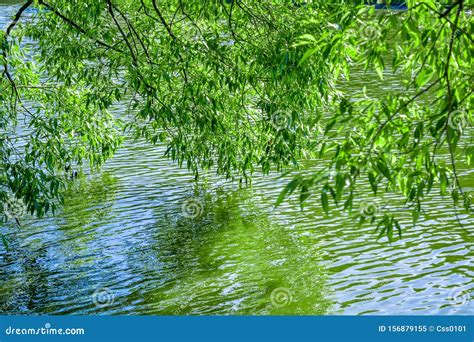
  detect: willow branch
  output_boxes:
[38,0,123,52]
[2,0,33,99]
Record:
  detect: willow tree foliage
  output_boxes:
[1,0,472,237]
[289,0,473,238]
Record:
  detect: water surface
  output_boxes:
[0,3,472,316]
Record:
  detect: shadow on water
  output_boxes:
[0,173,119,314]
[1,179,332,315]
[132,188,331,315]
[0,249,48,314]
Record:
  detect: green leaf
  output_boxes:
[275,177,301,207]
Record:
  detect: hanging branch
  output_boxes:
[2,0,34,100]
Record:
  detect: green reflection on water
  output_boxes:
[139,190,331,315]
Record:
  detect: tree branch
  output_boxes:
[38,0,123,52]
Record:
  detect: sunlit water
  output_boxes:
[1,3,472,315]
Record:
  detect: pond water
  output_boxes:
[0,3,473,315]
